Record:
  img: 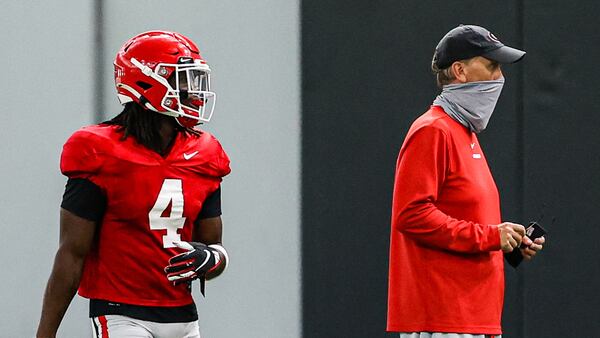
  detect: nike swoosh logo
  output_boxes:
[470,143,475,149]
[183,151,199,160]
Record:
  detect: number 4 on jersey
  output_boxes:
[149,179,186,248]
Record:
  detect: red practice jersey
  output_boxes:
[387,106,504,334]
[60,124,230,307]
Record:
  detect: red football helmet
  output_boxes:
[114,31,216,127]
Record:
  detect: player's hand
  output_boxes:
[497,222,526,252]
[164,241,222,285]
[520,236,545,260]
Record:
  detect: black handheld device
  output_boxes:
[520,221,547,248]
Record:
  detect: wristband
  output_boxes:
[208,244,229,272]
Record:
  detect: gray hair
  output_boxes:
[431,56,477,87]
[431,58,455,88]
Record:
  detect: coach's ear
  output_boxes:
[449,61,468,83]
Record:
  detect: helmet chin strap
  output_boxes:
[175,116,201,128]
[157,110,180,118]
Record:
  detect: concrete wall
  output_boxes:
[1,1,300,337]
[1,1,94,335]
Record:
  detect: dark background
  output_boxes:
[301,1,600,337]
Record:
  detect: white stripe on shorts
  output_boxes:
[90,317,101,338]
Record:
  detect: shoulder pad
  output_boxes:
[60,126,112,178]
[184,132,231,178]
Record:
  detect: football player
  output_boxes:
[36,31,230,338]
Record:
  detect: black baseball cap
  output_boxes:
[432,24,526,69]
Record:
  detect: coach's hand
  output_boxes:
[497,222,526,252]
[521,236,545,260]
[165,241,222,285]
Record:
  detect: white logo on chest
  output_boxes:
[183,151,199,160]
[470,143,481,159]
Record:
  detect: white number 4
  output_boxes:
[149,179,186,248]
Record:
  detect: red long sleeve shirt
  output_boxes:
[387,106,504,334]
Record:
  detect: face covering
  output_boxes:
[433,77,505,133]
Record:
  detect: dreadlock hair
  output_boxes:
[103,102,200,154]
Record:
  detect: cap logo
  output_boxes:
[488,32,500,43]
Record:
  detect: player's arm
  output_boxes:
[37,177,105,337]
[192,216,226,280]
[36,209,97,338]
[165,187,229,284]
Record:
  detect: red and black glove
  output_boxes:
[164,241,222,286]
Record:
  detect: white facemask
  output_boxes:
[433,77,505,133]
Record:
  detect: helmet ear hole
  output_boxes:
[136,81,152,90]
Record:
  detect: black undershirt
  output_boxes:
[61,178,107,223]
[61,178,222,322]
[61,178,222,223]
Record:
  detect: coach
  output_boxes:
[387,25,545,338]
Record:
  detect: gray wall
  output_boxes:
[1,1,94,335]
[1,1,300,337]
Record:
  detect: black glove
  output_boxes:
[165,241,222,285]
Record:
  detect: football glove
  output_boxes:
[165,241,222,285]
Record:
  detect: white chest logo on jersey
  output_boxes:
[470,143,481,159]
[183,151,199,160]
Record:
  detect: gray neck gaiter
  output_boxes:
[433,77,505,133]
